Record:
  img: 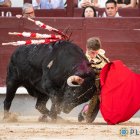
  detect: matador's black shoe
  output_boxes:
[78,104,89,122]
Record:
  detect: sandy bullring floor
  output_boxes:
[0,115,140,140]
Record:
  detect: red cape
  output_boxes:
[100,60,140,125]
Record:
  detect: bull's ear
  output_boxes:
[67,75,84,87]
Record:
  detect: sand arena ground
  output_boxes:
[0,115,140,140]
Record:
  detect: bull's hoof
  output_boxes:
[3,112,18,122]
[38,114,48,122]
[57,116,63,120]
[50,118,57,123]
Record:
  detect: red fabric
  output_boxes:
[100,60,140,125]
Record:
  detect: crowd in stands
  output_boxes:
[78,0,138,8]
[32,0,65,9]
[0,0,139,17]
[81,0,120,17]
[31,0,138,9]
[16,0,122,18]
[0,0,138,9]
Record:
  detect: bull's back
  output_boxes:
[10,44,52,69]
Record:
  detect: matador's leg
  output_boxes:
[78,78,100,123]
[85,94,100,123]
[85,77,100,123]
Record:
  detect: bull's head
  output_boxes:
[62,71,96,113]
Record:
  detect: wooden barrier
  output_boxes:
[0,7,22,17]
[0,17,140,86]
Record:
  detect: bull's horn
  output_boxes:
[67,75,84,87]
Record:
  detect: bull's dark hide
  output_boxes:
[4,40,96,120]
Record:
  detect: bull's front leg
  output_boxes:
[41,68,63,121]
[49,94,63,121]
[41,87,60,120]
[35,94,50,122]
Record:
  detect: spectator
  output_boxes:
[115,0,137,8]
[105,0,120,17]
[63,0,67,8]
[82,6,97,17]
[32,0,40,9]
[0,0,11,7]
[16,3,35,18]
[78,0,99,8]
[40,0,64,9]
[97,0,108,7]
[78,0,108,8]
[22,3,35,18]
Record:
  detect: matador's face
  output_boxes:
[87,49,99,59]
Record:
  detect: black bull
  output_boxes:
[4,40,96,120]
